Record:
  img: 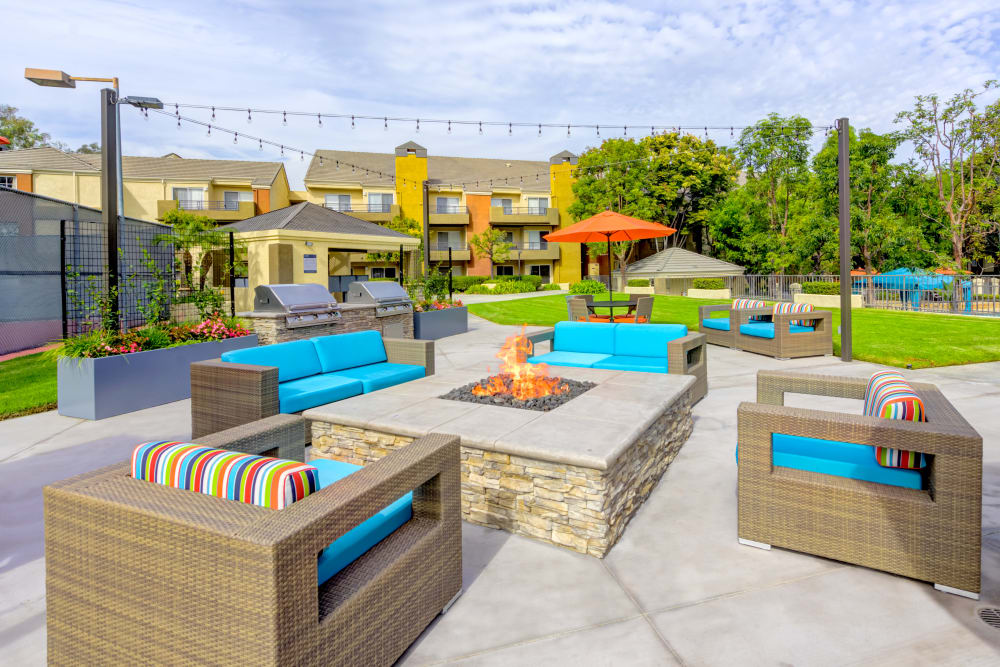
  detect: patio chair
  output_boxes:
[567,295,609,323]
[697,298,768,348]
[613,296,653,323]
[44,415,463,666]
[733,303,832,359]
[737,370,982,599]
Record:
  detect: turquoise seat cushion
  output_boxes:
[311,459,413,585]
[613,323,687,357]
[701,318,730,331]
[772,433,924,489]
[552,321,616,355]
[312,330,387,373]
[278,374,363,413]
[331,362,425,393]
[592,355,670,373]
[528,351,611,368]
[222,340,321,382]
[739,322,815,339]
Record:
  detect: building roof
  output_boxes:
[0,147,284,186]
[222,202,415,240]
[306,143,556,191]
[625,247,745,277]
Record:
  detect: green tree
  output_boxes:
[0,105,51,148]
[366,214,422,267]
[159,208,229,290]
[76,142,100,154]
[470,227,513,277]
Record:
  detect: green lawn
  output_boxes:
[467,293,1000,369]
[0,352,58,420]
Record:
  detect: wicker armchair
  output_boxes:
[737,370,982,599]
[45,417,463,666]
[190,336,435,439]
[733,307,833,359]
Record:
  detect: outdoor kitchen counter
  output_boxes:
[240,303,414,344]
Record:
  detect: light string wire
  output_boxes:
[143,107,835,191]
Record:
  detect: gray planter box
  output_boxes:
[413,307,468,340]
[57,335,258,420]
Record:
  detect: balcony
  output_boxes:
[429,205,470,226]
[156,199,256,222]
[507,241,560,261]
[328,202,401,222]
[489,206,559,226]
[429,242,471,262]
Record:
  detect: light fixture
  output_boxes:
[27,68,76,88]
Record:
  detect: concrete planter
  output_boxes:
[57,335,258,420]
[687,288,731,299]
[794,293,864,309]
[413,307,468,340]
[624,286,655,295]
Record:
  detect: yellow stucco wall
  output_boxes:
[269,169,291,209]
[550,161,581,283]
[394,153,427,223]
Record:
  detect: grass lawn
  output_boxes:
[0,352,58,420]
[467,293,1000,369]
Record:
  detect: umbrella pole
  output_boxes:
[605,232,613,318]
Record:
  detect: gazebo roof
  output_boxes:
[625,247,744,277]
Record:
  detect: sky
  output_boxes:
[4,0,999,189]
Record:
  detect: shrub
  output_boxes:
[569,279,608,295]
[490,279,537,294]
[626,278,650,287]
[54,315,251,359]
[692,278,726,290]
[494,274,543,289]
[802,281,840,295]
[540,283,561,291]
[464,284,490,294]
[451,275,488,292]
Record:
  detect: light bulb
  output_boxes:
[233,132,238,144]
[247,109,252,124]
[282,111,287,126]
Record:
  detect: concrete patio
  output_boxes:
[2,313,999,665]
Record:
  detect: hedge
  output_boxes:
[626,278,650,287]
[539,283,561,291]
[451,275,488,292]
[489,279,538,294]
[569,279,608,295]
[495,274,543,289]
[801,281,840,295]
[692,278,726,290]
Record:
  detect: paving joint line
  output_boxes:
[0,419,84,464]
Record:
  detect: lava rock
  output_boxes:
[440,375,597,412]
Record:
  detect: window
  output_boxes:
[172,187,205,210]
[501,231,516,246]
[527,197,548,214]
[525,230,546,250]
[371,266,397,279]
[529,265,551,280]
[491,197,512,214]
[0,176,14,190]
[325,194,352,212]
[223,191,251,210]
[368,192,392,213]
[436,230,462,250]
[495,265,514,276]
[436,196,459,214]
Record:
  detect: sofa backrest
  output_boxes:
[131,441,319,510]
[614,323,687,357]
[773,301,815,327]
[312,330,387,373]
[552,321,616,355]
[221,339,321,382]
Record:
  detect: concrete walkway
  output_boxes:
[2,315,999,664]
[453,289,567,304]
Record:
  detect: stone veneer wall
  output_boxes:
[310,388,692,558]
[244,306,413,345]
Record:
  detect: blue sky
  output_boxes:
[5,0,999,188]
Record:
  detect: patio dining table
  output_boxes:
[588,299,637,319]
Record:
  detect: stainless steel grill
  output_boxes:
[346,281,413,317]
[253,283,342,328]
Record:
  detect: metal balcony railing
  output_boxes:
[518,241,549,250]
[176,200,245,211]
[434,205,469,214]
[495,206,549,215]
[363,202,393,213]
[325,203,353,212]
[431,242,467,251]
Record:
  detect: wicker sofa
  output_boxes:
[45,415,462,666]
[190,330,434,439]
[737,370,982,599]
[526,321,708,402]
[699,300,832,359]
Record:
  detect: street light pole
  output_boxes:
[837,117,852,362]
[101,88,121,325]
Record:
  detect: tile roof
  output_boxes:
[222,202,415,240]
[625,247,745,276]
[0,147,98,172]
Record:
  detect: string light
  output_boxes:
[447,120,452,134]
[567,124,571,137]
[384,116,388,131]
[479,121,483,135]
[317,113,322,128]
[258,139,263,151]
[416,118,420,133]
[300,151,304,161]
[319,157,324,166]
[282,111,287,126]
[596,125,600,137]
[508,122,512,136]
[247,109,252,124]
[280,145,283,156]
[206,124,211,136]
[210,106,215,121]
[233,132,237,144]
[623,125,628,136]
[538,124,542,137]
[351,115,355,129]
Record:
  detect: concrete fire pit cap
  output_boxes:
[304,368,694,470]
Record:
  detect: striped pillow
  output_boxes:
[863,372,927,469]
[131,441,320,509]
[732,298,767,322]
[772,301,815,327]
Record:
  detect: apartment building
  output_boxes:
[0,147,291,223]
[297,142,582,282]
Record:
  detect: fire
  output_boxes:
[472,326,569,401]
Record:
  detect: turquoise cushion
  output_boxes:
[278,374,363,413]
[592,355,670,373]
[311,459,413,585]
[222,340,321,382]
[528,351,611,368]
[331,362,425,393]
[772,433,924,489]
[613,323,687,357]
[312,331,387,373]
[739,322,815,339]
[701,318,730,331]
[552,321,616,355]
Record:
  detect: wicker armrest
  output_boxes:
[773,309,832,332]
[668,332,706,375]
[698,304,732,319]
[384,337,435,376]
[526,327,555,356]
[191,359,279,439]
[196,414,307,461]
[734,307,774,327]
[757,370,868,405]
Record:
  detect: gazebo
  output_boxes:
[624,247,744,294]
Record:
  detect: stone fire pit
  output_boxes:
[304,367,694,557]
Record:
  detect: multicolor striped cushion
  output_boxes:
[131,441,320,509]
[863,372,928,469]
[772,301,815,327]
[732,298,767,322]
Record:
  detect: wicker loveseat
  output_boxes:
[44,415,462,666]
[190,330,434,439]
[737,370,982,599]
[700,300,832,359]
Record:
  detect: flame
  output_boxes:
[472,326,569,400]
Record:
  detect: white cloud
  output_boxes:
[3,0,999,189]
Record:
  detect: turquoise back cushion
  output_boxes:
[553,322,616,355]
[221,340,321,382]
[312,330,387,373]
[614,323,687,357]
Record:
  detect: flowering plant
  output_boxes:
[414,299,464,312]
[54,314,252,359]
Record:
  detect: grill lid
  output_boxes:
[254,283,339,313]
[346,280,411,304]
